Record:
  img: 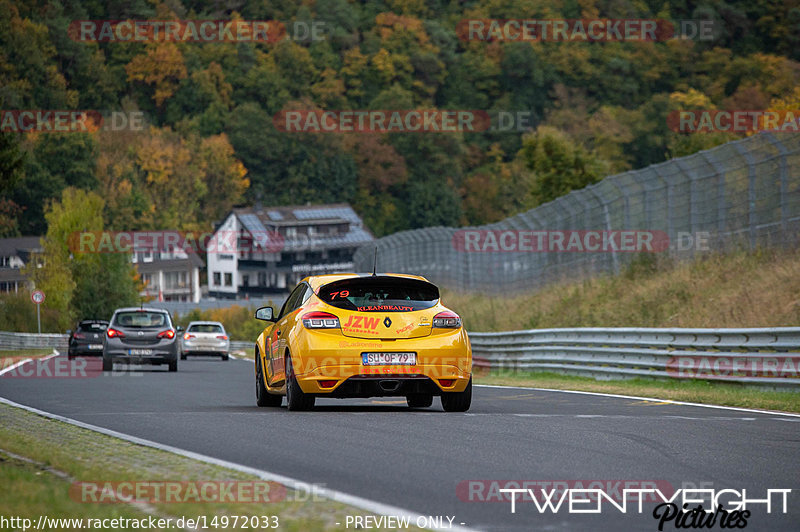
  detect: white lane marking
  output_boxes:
[0,397,478,532]
[475,384,800,418]
[467,413,761,421]
[0,352,59,376]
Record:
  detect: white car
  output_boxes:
[181,321,230,360]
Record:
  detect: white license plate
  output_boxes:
[128,349,153,356]
[88,344,103,350]
[362,352,416,365]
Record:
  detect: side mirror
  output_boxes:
[255,306,275,322]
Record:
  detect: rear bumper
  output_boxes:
[291,331,472,395]
[105,352,177,365]
[105,341,179,365]
[69,344,105,356]
[182,341,229,355]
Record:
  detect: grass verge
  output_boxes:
[444,248,800,331]
[0,348,55,359]
[475,370,800,413]
[0,403,421,531]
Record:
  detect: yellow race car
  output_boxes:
[253,273,472,411]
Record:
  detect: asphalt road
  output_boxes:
[1,355,799,531]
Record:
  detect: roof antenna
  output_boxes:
[372,246,378,276]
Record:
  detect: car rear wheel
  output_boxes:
[285,355,315,411]
[221,353,229,361]
[168,359,178,372]
[441,378,472,412]
[102,356,112,372]
[406,394,433,408]
[180,354,187,360]
[256,355,282,407]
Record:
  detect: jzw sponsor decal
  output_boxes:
[342,315,380,335]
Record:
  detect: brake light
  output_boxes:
[432,311,461,329]
[216,335,228,340]
[106,328,125,338]
[319,380,337,388]
[439,379,455,387]
[73,332,85,339]
[301,311,340,329]
[157,329,175,339]
[183,333,194,340]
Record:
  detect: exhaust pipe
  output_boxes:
[378,379,401,392]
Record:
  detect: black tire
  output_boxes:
[221,353,229,361]
[256,355,282,407]
[168,359,178,372]
[285,355,315,411]
[406,394,433,408]
[180,354,187,360]
[102,356,112,372]
[441,378,472,412]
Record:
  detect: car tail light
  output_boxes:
[432,311,461,329]
[183,333,194,340]
[106,328,125,338]
[302,311,340,329]
[216,335,228,340]
[439,379,455,387]
[73,332,85,339]
[319,380,337,388]
[157,329,175,339]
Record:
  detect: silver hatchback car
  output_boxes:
[103,308,180,371]
[181,321,230,360]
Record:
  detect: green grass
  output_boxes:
[0,348,54,359]
[475,370,800,413]
[0,403,422,531]
[444,248,800,331]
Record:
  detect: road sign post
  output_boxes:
[30,290,45,334]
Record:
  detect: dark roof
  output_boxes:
[230,203,374,252]
[0,236,43,257]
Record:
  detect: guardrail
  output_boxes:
[230,340,251,353]
[469,327,800,388]
[0,331,68,351]
[0,332,253,354]
[3,329,799,387]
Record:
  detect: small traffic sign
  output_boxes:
[31,289,45,305]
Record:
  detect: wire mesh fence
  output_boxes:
[355,131,800,293]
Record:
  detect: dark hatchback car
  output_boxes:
[67,320,109,359]
[103,308,180,372]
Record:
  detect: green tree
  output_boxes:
[517,126,609,207]
[25,188,139,329]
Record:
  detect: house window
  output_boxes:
[0,256,9,267]
[224,273,232,286]
[213,272,221,286]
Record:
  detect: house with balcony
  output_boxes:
[133,248,204,303]
[0,237,43,293]
[207,203,374,298]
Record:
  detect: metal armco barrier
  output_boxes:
[469,327,800,387]
[0,331,68,351]
[230,341,251,353]
[3,329,800,387]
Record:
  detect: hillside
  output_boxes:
[444,248,800,331]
